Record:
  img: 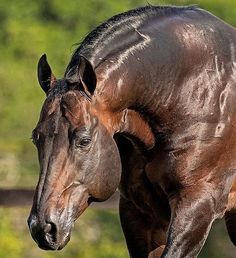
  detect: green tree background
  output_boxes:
[0,0,235,257]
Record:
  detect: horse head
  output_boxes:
[27,55,122,250]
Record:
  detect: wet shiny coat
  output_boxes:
[28,6,236,257]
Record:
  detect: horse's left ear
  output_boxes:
[73,56,97,95]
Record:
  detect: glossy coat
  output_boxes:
[28,6,236,257]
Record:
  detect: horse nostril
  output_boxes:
[27,215,37,232]
[44,221,58,244]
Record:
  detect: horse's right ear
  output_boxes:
[37,54,56,94]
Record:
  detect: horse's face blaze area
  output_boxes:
[28,90,121,250]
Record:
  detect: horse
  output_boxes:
[28,5,236,257]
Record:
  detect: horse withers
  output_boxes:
[28,5,236,257]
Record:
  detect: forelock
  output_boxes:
[47,79,69,98]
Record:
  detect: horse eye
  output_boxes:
[31,131,40,146]
[75,137,91,149]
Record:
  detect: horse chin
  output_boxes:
[57,232,72,250]
[56,201,89,250]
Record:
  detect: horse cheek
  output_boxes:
[89,130,121,200]
[101,138,121,199]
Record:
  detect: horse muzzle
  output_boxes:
[27,212,72,250]
[27,183,90,250]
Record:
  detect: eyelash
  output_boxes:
[74,137,91,149]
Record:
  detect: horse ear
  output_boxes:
[37,54,56,94]
[69,56,97,96]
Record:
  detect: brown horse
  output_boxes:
[28,5,236,257]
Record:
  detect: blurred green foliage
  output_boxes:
[0,0,236,257]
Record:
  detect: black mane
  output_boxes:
[65,5,198,74]
[77,5,197,51]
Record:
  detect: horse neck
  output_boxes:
[92,60,162,149]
